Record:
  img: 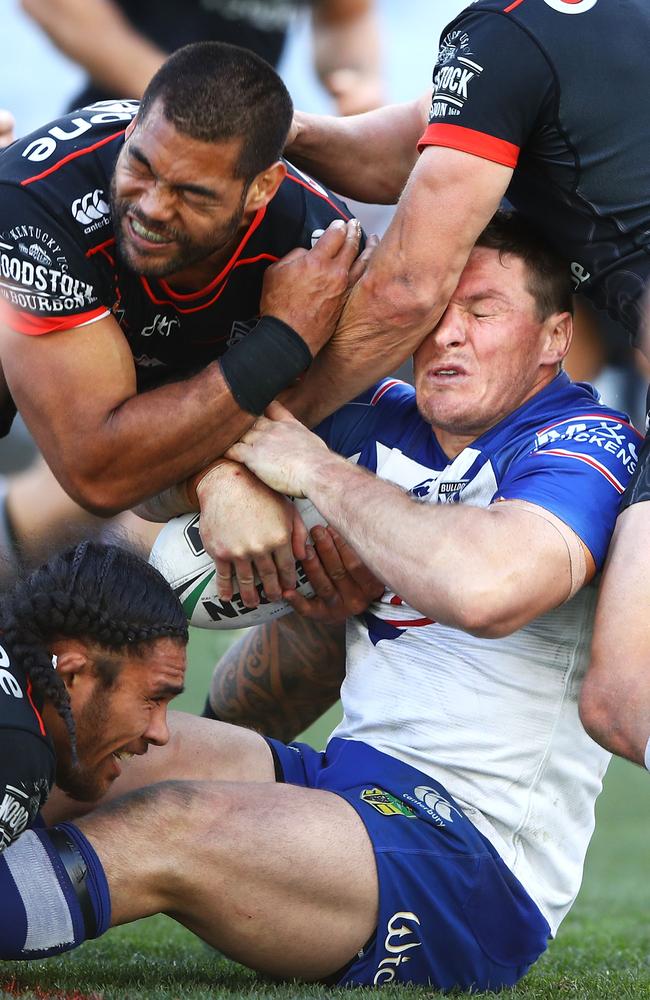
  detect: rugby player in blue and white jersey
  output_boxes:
[281,0,650,774]
[0,214,639,991]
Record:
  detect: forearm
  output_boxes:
[285,149,512,427]
[287,100,424,204]
[21,0,164,98]
[21,363,254,516]
[207,615,346,741]
[299,455,570,636]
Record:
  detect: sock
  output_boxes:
[0,822,110,959]
[644,736,650,771]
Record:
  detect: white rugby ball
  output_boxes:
[149,497,327,629]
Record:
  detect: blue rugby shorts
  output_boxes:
[267,736,550,991]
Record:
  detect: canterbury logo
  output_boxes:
[543,0,598,11]
[71,189,110,225]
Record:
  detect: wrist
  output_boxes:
[300,450,346,501]
[220,315,312,416]
[186,460,231,507]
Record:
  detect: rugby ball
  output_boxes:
[149,497,327,629]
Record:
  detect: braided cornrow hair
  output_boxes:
[0,541,188,754]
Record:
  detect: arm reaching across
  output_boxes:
[228,402,595,638]
[284,148,513,427]
[0,219,361,515]
[286,95,430,205]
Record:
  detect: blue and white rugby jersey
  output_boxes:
[315,372,641,935]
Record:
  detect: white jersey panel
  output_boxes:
[318,374,637,935]
[333,585,608,934]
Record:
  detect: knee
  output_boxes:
[579,668,642,763]
[579,671,613,749]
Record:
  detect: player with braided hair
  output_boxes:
[0,539,187,854]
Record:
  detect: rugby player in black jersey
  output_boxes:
[0,540,187,855]
[273,0,650,775]
[0,41,366,608]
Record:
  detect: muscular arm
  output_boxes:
[21,0,165,99]
[0,219,359,516]
[287,95,429,205]
[286,147,513,427]
[229,413,596,639]
[208,615,346,742]
[297,466,595,636]
[0,316,252,515]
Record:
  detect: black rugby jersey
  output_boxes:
[0,639,55,853]
[0,102,355,391]
[419,0,650,338]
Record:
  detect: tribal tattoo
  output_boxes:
[207,616,346,741]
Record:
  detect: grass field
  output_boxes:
[1,629,649,1000]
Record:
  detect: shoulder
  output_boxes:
[261,161,356,250]
[316,379,418,458]
[0,102,138,189]
[529,379,641,459]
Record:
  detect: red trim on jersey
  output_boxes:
[285,173,351,220]
[26,679,47,737]
[20,130,126,187]
[384,616,435,628]
[536,413,643,439]
[370,379,405,406]
[504,0,527,12]
[2,302,108,336]
[536,448,626,493]
[86,237,116,260]
[155,207,268,302]
[418,124,520,169]
[141,273,226,314]
[234,253,281,268]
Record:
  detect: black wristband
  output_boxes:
[219,315,312,416]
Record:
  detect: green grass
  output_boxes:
[2,628,649,999]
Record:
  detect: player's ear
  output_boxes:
[244,161,287,212]
[50,640,93,690]
[541,311,573,366]
[124,115,138,141]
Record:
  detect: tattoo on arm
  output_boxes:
[208,615,346,742]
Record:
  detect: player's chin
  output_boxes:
[123,241,178,275]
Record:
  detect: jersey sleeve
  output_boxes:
[418,11,555,168]
[0,729,55,852]
[0,643,55,851]
[315,379,414,459]
[0,182,110,336]
[494,414,641,568]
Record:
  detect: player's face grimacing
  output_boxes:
[111,102,252,279]
[413,247,571,458]
[54,637,186,802]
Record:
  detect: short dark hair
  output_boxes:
[476,211,573,320]
[0,541,188,756]
[138,41,294,182]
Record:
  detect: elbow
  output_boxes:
[441,587,520,639]
[578,666,639,761]
[63,467,128,518]
[578,676,611,749]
